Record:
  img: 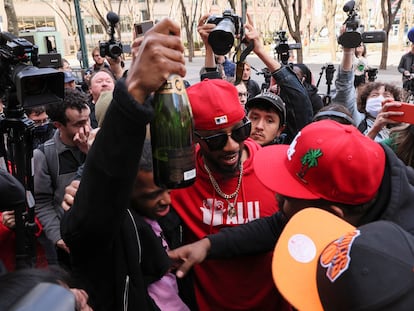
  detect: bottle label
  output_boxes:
[166,146,195,182]
[153,145,196,184]
[158,75,186,95]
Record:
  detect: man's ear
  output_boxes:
[328,205,345,218]
[53,121,63,130]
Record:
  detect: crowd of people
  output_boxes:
[1,14,414,311]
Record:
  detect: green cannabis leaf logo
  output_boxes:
[297,149,323,182]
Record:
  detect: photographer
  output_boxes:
[333,27,404,142]
[397,41,414,90]
[198,12,312,143]
[84,47,110,84]
[245,20,312,143]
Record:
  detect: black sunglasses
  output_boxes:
[195,119,252,151]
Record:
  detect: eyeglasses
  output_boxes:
[93,54,100,57]
[33,118,50,126]
[238,92,248,98]
[195,119,251,151]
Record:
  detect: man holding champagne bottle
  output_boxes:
[60,18,189,311]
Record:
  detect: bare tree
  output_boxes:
[180,0,202,62]
[4,0,19,35]
[322,0,337,62]
[278,0,303,63]
[81,0,123,41]
[380,0,403,69]
[40,0,80,51]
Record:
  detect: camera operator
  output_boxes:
[198,13,312,144]
[333,26,404,142]
[397,41,414,90]
[0,170,48,272]
[84,47,110,83]
[248,27,312,143]
[24,106,55,149]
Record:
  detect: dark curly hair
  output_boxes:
[46,88,89,125]
[357,82,403,113]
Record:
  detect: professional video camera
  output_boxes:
[338,0,386,48]
[0,32,63,269]
[0,32,64,108]
[207,9,242,55]
[99,11,123,59]
[366,67,378,82]
[251,66,272,91]
[274,30,301,65]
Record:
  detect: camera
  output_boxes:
[274,30,301,65]
[0,32,64,108]
[99,12,123,59]
[0,32,63,269]
[403,73,414,93]
[338,0,386,48]
[366,67,378,82]
[207,9,241,55]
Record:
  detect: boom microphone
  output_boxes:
[106,11,119,24]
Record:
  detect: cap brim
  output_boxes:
[247,96,284,113]
[272,208,355,311]
[254,145,320,200]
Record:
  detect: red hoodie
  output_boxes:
[172,138,291,311]
[0,212,48,271]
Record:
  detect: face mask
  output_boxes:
[33,123,50,134]
[365,95,385,117]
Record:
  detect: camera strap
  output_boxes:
[235,41,255,84]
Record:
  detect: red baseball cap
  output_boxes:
[187,79,245,130]
[253,120,385,205]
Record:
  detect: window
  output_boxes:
[18,17,56,31]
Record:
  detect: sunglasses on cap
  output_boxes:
[194,119,252,151]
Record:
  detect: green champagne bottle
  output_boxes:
[150,74,196,189]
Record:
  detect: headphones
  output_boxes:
[313,110,355,126]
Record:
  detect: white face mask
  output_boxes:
[365,96,385,117]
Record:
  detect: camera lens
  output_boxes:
[109,44,122,58]
[208,18,235,55]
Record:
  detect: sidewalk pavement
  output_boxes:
[66,47,406,93]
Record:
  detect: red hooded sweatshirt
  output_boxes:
[172,138,291,311]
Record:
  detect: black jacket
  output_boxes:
[304,82,323,115]
[207,143,414,258]
[273,66,313,144]
[61,79,196,311]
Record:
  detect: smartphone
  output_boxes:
[134,20,154,37]
[386,101,414,124]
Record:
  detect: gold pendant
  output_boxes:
[228,204,236,218]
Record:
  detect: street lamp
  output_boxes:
[74,0,89,69]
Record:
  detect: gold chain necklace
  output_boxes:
[204,161,243,217]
